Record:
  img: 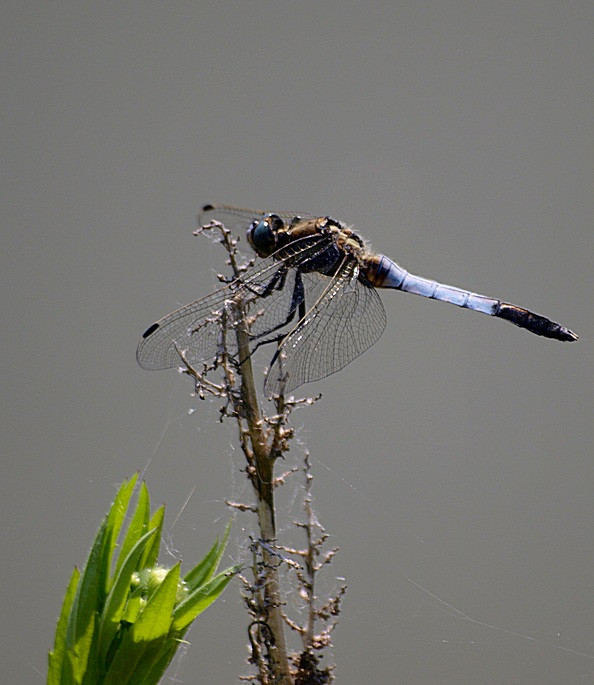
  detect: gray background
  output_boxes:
[2,2,592,683]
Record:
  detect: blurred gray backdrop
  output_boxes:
[2,2,592,684]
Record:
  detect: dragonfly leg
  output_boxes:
[239,273,307,366]
[247,297,307,359]
[251,271,306,340]
[244,265,289,299]
[263,297,308,378]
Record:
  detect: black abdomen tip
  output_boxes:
[496,303,578,342]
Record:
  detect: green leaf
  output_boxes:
[102,565,181,685]
[183,519,232,591]
[103,475,139,593]
[101,631,160,685]
[172,565,240,631]
[140,505,164,570]
[96,528,158,668]
[49,480,236,685]
[121,585,143,624]
[47,566,80,684]
[124,635,170,685]
[137,641,180,685]
[132,563,180,641]
[63,519,109,683]
[114,482,150,580]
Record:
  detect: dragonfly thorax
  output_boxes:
[246,213,366,265]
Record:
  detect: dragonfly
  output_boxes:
[137,204,577,396]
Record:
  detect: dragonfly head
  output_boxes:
[247,213,285,257]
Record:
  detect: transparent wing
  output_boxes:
[137,286,241,370]
[265,260,387,396]
[199,204,316,231]
[137,232,333,370]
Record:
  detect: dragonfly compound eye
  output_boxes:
[247,214,282,257]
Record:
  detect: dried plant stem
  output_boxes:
[301,456,317,650]
[186,222,339,682]
[234,311,293,685]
